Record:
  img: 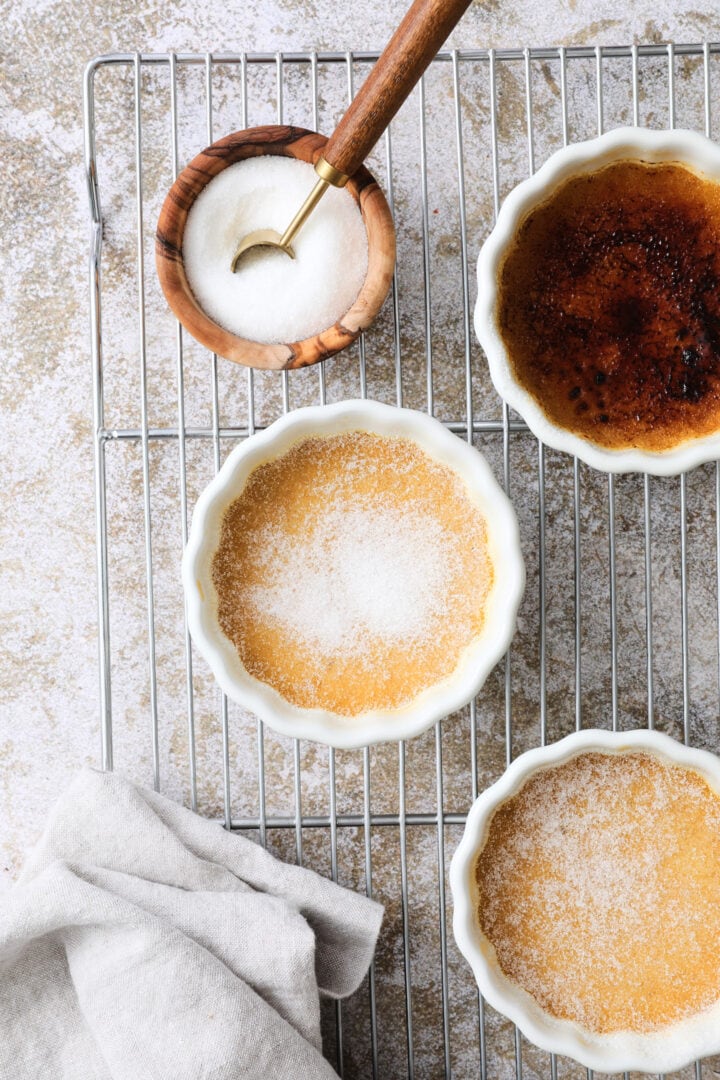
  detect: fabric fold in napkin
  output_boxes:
[0,768,383,1079]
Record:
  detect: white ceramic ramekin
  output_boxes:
[475,127,720,475]
[450,727,720,1073]
[183,400,524,748]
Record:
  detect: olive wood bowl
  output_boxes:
[156,125,396,370]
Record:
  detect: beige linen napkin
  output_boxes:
[0,768,383,1079]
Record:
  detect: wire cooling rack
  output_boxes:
[85,42,720,1080]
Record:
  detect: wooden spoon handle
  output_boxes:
[323,0,472,180]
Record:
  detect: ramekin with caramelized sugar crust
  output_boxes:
[451,728,720,1073]
[475,127,720,475]
[183,400,524,748]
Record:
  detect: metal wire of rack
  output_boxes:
[84,42,720,1080]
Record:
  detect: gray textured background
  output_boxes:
[4,2,720,1078]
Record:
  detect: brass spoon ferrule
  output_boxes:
[313,156,350,188]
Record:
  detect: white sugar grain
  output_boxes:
[183,156,369,344]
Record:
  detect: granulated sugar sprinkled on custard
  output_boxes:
[211,432,494,716]
[475,751,720,1034]
[245,506,453,653]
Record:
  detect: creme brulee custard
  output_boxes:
[211,431,494,716]
[498,160,720,452]
[475,751,720,1034]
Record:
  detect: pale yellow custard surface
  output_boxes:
[475,751,720,1034]
[211,431,494,717]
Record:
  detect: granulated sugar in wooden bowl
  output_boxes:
[156,127,395,370]
[182,399,524,747]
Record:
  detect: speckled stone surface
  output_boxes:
[4,1,720,1077]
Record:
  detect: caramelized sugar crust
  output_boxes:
[475,751,720,1034]
[212,432,493,716]
[498,162,720,451]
